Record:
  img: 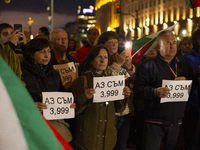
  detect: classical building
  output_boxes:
[95,0,200,40]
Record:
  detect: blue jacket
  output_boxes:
[181,48,200,108]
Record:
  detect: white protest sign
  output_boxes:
[53,62,76,85]
[118,68,130,79]
[42,92,75,120]
[161,80,192,103]
[93,75,125,103]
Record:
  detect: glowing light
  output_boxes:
[107,27,111,31]
[83,8,94,14]
[89,5,94,9]
[125,42,131,48]
[182,29,187,36]
[30,35,34,40]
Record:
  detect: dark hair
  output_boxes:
[84,45,109,71]
[192,29,200,50]
[0,23,13,34]
[67,39,76,52]
[118,34,125,41]
[26,38,51,56]
[97,31,118,45]
[39,27,49,36]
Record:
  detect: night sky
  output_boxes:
[0,0,95,36]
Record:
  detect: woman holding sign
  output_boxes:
[21,38,76,146]
[97,31,135,150]
[72,45,130,150]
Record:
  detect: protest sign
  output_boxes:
[93,75,125,103]
[53,62,76,85]
[161,80,192,103]
[42,92,74,120]
[118,68,130,79]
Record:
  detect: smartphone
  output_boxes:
[118,47,125,54]
[14,24,22,32]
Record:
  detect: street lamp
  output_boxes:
[27,17,34,36]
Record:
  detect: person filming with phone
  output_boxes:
[0,23,27,61]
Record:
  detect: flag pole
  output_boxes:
[190,0,200,28]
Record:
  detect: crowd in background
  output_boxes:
[1,22,200,150]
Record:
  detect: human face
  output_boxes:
[92,49,108,74]
[87,28,99,45]
[32,47,51,65]
[180,40,192,53]
[104,38,118,56]
[158,35,177,63]
[118,38,125,47]
[145,48,157,58]
[69,41,75,51]
[51,31,68,52]
[0,28,13,44]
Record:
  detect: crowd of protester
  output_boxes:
[1,22,200,150]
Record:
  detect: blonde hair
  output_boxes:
[178,37,192,51]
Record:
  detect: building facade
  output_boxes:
[77,6,96,39]
[95,0,200,40]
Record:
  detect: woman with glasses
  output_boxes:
[21,38,76,145]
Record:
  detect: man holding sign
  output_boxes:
[134,30,193,150]
[49,29,78,91]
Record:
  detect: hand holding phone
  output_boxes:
[14,24,22,32]
[14,24,23,41]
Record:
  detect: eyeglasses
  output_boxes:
[106,40,118,44]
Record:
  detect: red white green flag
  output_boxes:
[185,0,200,8]
[0,56,73,150]
[131,24,177,64]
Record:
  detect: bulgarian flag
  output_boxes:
[186,0,200,8]
[0,56,73,150]
[131,24,177,64]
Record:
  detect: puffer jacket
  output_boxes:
[134,53,194,126]
[21,57,64,102]
[21,57,73,142]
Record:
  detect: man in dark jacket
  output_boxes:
[134,30,193,150]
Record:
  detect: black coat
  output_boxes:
[134,53,194,126]
[21,58,64,102]
[50,50,78,65]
